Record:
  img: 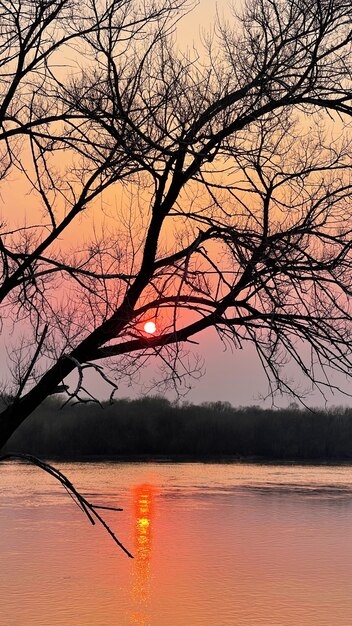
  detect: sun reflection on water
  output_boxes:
[130,483,155,626]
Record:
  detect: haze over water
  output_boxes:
[2,461,352,626]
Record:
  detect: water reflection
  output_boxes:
[130,484,155,626]
[3,463,352,626]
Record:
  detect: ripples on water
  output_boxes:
[1,462,352,626]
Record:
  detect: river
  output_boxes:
[1,461,352,625]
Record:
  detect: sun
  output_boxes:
[144,321,156,335]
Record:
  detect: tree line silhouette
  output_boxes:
[4,396,352,461]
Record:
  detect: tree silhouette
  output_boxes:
[0,0,352,448]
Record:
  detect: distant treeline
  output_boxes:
[3,396,352,460]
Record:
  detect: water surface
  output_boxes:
[1,461,352,626]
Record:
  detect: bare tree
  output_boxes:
[0,0,351,452]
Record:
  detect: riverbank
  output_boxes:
[3,396,352,461]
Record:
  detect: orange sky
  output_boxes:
[3,0,352,408]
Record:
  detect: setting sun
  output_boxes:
[144,321,156,335]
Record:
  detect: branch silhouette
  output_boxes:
[0,453,133,557]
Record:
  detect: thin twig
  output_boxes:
[0,453,133,558]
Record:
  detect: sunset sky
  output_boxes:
[89,0,352,409]
[3,0,351,410]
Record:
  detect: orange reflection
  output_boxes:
[130,483,156,626]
